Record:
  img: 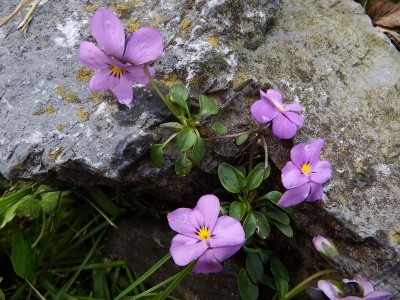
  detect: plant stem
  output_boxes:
[204,128,265,140]
[115,253,172,300]
[282,269,338,300]
[143,64,181,120]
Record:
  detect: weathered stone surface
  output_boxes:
[105,216,242,299]
[0,0,399,296]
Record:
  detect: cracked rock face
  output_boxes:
[0,0,399,295]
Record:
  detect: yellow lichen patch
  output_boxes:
[76,67,94,81]
[388,226,400,245]
[112,2,138,16]
[207,37,220,47]
[84,4,97,13]
[76,109,89,121]
[159,73,181,88]
[48,147,63,160]
[155,14,164,24]
[244,96,258,105]
[180,19,192,29]
[90,92,101,103]
[15,163,26,170]
[56,85,80,104]
[337,195,345,203]
[44,105,55,115]
[189,75,201,85]
[232,71,249,89]
[56,124,65,132]
[126,18,140,33]
[150,23,158,29]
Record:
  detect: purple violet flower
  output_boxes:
[167,194,245,273]
[278,138,332,207]
[78,8,163,105]
[317,276,392,300]
[250,89,304,139]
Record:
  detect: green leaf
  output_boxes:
[260,276,277,290]
[246,253,264,284]
[243,211,257,238]
[253,211,270,239]
[272,221,293,238]
[11,224,34,279]
[246,163,265,191]
[229,201,246,221]
[258,250,273,264]
[218,163,247,193]
[160,122,184,131]
[270,257,289,297]
[263,163,271,180]
[150,144,164,167]
[192,131,205,164]
[264,209,290,225]
[265,191,282,202]
[40,191,70,214]
[176,128,197,151]
[211,122,227,134]
[0,198,29,228]
[168,93,189,115]
[236,134,249,145]
[237,269,259,300]
[175,155,192,177]
[16,197,41,219]
[170,84,189,101]
[198,95,218,116]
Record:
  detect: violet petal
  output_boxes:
[209,216,245,248]
[167,208,198,239]
[78,41,113,69]
[192,249,223,273]
[278,184,311,207]
[89,8,125,59]
[310,160,332,184]
[272,113,298,139]
[250,99,279,123]
[281,161,310,189]
[124,65,154,84]
[123,27,163,65]
[111,75,133,105]
[170,234,208,266]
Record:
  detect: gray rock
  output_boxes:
[0,0,399,296]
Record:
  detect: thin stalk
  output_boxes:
[248,132,262,172]
[115,253,172,300]
[31,209,46,248]
[50,260,126,273]
[162,132,179,148]
[128,273,180,300]
[143,64,181,120]
[204,128,265,140]
[282,269,338,300]
[26,279,46,300]
[155,261,195,300]
[85,198,117,228]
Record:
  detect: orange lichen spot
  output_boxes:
[76,109,89,121]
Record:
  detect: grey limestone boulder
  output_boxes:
[0,0,399,296]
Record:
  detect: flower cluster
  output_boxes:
[251,89,304,139]
[79,8,163,105]
[167,195,245,273]
[278,138,332,207]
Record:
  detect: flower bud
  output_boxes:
[312,235,339,260]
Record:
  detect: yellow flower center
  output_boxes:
[275,103,286,111]
[109,65,123,77]
[197,226,211,240]
[301,163,311,175]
